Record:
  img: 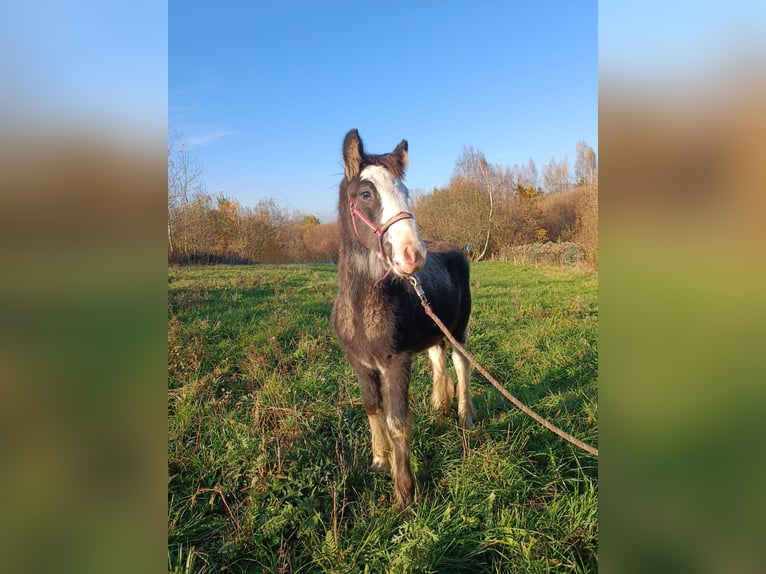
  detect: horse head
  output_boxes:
[342,129,427,276]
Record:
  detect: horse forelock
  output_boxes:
[362,153,407,179]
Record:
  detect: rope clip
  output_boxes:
[408,274,429,306]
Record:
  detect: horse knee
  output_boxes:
[359,380,383,415]
[385,411,411,440]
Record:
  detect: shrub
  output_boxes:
[496,241,587,267]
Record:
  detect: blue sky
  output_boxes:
[3,0,166,136]
[170,1,597,222]
[599,1,766,89]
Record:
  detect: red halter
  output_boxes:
[348,198,415,261]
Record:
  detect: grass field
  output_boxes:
[168,262,598,573]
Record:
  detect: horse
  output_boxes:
[331,129,477,507]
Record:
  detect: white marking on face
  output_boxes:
[359,165,410,220]
[359,165,426,274]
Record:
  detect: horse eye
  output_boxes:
[360,191,372,200]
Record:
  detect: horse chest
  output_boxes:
[332,288,396,351]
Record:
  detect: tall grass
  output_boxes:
[168,262,598,572]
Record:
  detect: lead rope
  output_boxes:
[408,275,599,457]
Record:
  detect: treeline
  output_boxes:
[413,143,597,262]
[168,137,338,264]
[168,136,596,265]
[167,195,339,265]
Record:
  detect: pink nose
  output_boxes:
[397,243,426,274]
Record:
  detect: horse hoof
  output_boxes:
[393,482,415,508]
[458,411,476,429]
[458,400,478,429]
[370,457,391,474]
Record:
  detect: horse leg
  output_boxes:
[368,410,391,474]
[452,335,477,428]
[428,340,454,416]
[349,356,391,473]
[382,354,415,507]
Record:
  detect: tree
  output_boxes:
[211,195,242,259]
[168,132,205,262]
[542,155,572,194]
[575,140,597,188]
[413,178,493,259]
[503,180,544,245]
[509,158,539,195]
[239,198,287,262]
[183,192,214,261]
[453,146,503,261]
[299,214,321,227]
[302,221,339,263]
[538,187,581,241]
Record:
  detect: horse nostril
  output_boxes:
[401,244,425,271]
[403,245,417,265]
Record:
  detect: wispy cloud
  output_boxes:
[169,69,218,97]
[183,127,238,147]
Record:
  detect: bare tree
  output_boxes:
[575,140,597,189]
[453,146,499,261]
[168,132,205,262]
[509,158,539,194]
[542,155,572,194]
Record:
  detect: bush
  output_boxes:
[496,241,588,267]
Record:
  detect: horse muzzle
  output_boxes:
[391,239,427,276]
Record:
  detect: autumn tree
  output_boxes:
[168,133,206,262]
[413,178,493,260]
[210,195,243,259]
[538,187,581,241]
[452,146,509,260]
[302,221,339,263]
[183,192,215,262]
[495,179,543,246]
[542,155,572,194]
[240,198,288,262]
[575,140,597,188]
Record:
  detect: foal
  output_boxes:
[331,129,477,507]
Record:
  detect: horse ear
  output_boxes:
[393,139,408,174]
[343,129,364,180]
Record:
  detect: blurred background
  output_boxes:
[600,2,766,572]
[0,2,166,573]
[1,1,764,572]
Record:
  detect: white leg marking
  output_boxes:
[428,343,453,415]
[368,411,391,473]
[453,346,477,428]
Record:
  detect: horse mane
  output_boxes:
[361,148,408,179]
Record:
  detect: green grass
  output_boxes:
[168,262,598,573]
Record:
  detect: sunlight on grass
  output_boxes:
[168,262,598,572]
